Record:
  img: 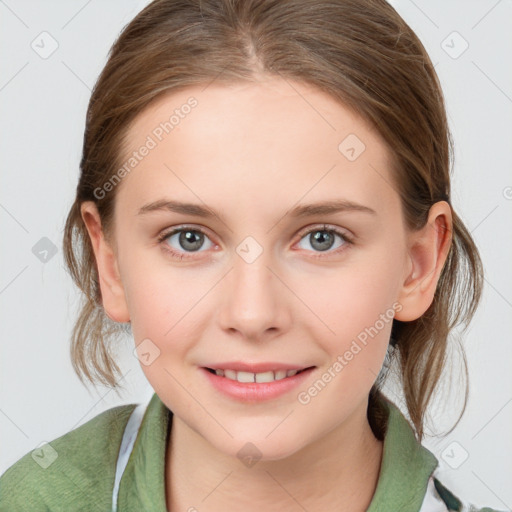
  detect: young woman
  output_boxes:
[1,1,504,510]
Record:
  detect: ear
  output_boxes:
[80,201,130,323]
[395,201,453,322]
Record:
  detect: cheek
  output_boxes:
[121,258,200,351]
[291,274,396,415]
[292,251,402,368]
[125,271,203,396]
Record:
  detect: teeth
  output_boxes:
[224,369,237,380]
[213,368,303,383]
[255,371,276,383]
[237,371,256,383]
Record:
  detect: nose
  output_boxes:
[217,249,292,341]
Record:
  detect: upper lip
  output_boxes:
[203,362,314,373]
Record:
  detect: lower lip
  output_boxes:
[200,366,316,402]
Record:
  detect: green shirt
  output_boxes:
[0,393,504,511]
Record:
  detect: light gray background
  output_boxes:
[1,0,511,509]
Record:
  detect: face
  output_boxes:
[97,78,414,460]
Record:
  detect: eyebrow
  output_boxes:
[137,198,377,220]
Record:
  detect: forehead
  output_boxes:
[115,78,399,221]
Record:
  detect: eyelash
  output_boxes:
[156,224,354,261]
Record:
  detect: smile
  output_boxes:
[201,366,316,402]
[205,367,312,383]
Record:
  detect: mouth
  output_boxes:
[200,365,316,402]
[203,366,315,383]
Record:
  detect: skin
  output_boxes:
[81,78,452,511]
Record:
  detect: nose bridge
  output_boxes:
[218,240,288,338]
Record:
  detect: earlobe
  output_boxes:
[395,201,453,322]
[80,201,130,323]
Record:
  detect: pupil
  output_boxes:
[311,230,333,251]
[179,230,203,251]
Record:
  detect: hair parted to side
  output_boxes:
[63,0,483,441]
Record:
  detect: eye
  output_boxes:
[295,224,353,257]
[157,223,353,261]
[157,226,215,260]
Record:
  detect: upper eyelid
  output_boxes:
[295,223,352,239]
[159,223,353,246]
[159,224,215,242]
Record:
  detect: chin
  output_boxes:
[210,434,304,466]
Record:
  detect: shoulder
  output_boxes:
[0,402,136,511]
[421,474,509,512]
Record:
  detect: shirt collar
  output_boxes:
[366,396,439,511]
[118,392,169,511]
[120,393,439,511]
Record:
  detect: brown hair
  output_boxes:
[63,0,483,441]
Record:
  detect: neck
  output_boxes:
[165,401,383,512]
